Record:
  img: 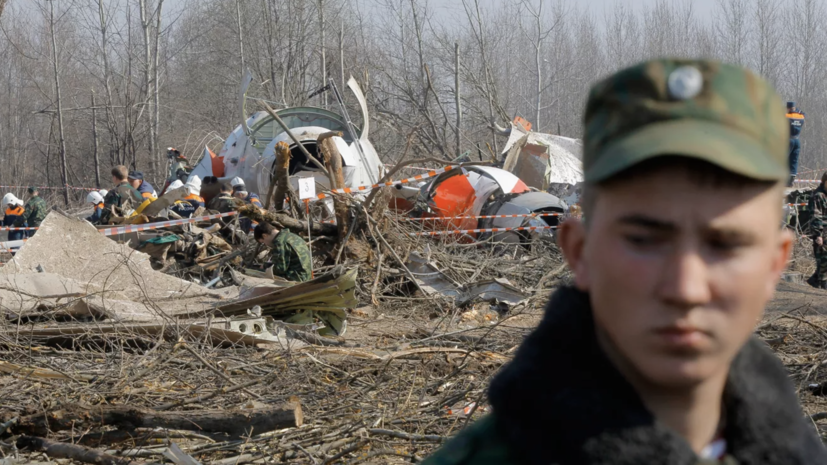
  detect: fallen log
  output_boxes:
[238,204,336,236]
[14,400,303,437]
[16,435,138,465]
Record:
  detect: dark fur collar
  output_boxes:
[488,286,827,464]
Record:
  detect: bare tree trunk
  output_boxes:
[139,0,155,172]
[236,0,245,74]
[318,0,327,108]
[152,0,165,177]
[339,21,345,89]
[454,42,461,158]
[48,0,69,206]
[0,0,7,19]
[318,132,349,241]
[92,91,101,188]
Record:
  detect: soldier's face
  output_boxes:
[558,166,791,390]
[129,179,140,189]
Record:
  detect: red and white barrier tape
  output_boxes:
[398,212,562,222]
[0,184,98,192]
[409,225,556,236]
[316,164,471,200]
[383,164,434,171]
[793,179,820,184]
[0,226,38,231]
[99,211,237,236]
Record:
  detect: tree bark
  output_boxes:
[454,42,462,158]
[271,140,291,210]
[14,401,303,437]
[48,0,69,206]
[318,131,349,240]
[92,92,101,188]
[238,204,337,236]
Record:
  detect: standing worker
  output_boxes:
[254,222,312,282]
[808,171,827,289]
[2,194,25,241]
[424,60,827,464]
[101,166,144,223]
[786,101,805,186]
[14,187,48,236]
[128,171,157,200]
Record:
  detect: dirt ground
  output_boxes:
[2,232,827,464]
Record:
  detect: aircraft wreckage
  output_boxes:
[186,74,582,242]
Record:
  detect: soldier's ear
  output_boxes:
[557,218,590,291]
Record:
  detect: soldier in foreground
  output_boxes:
[807,172,827,290]
[424,59,827,463]
[14,187,47,237]
[254,222,312,282]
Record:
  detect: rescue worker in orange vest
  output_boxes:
[183,176,205,211]
[2,193,25,241]
[85,191,106,224]
[786,101,805,186]
[128,171,157,200]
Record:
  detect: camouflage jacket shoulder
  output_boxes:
[105,183,143,209]
[809,188,827,238]
[207,194,237,213]
[14,196,48,227]
[270,230,312,282]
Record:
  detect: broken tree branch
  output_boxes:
[14,402,303,437]
[17,435,139,465]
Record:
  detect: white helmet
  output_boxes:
[99,189,108,197]
[86,191,104,205]
[185,175,202,196]
[2,193,16,207]
[230,176,245,188]
[168,180,184,191]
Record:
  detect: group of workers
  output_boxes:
[1,187,48,241]
[78,163,310,283]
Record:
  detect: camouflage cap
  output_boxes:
[583,59,789,183]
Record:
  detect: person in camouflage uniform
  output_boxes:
[808,171,827,289]
[423,59,827,464]
[101,165,144,224]
[14,187,48,237]
[207,182,238,214]
[254,222,312,282]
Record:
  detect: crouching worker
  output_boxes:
[85,191,105,224]
[254,222,312,282]
[167,180,196,218]
[207,182,237,213]
[2,194,25,241]
[423,59,827,464]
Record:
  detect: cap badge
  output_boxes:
[667,66,703,100]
